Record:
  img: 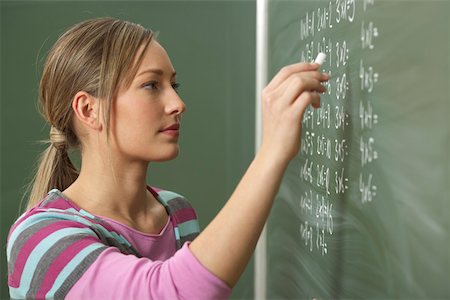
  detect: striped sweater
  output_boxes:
[7,186,231,299]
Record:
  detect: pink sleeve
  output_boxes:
[66,242,231,300]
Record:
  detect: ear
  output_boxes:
[71,91,103,131]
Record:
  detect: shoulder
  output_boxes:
[150,186,200,247]
[6,190,140,299]
[150,186,191,205]
[149,186,196,213]
[8,190,113,243]
[6,205,107,298]
[8,190,139,255]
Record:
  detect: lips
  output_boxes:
[159,123,180,137]
[160,124,180,131]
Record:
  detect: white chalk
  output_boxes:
[314,52,326,65]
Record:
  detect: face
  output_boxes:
[110,41,186,163]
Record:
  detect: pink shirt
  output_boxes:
[66,219,230,299]
[7,188,231,299]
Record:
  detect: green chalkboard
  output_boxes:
[266,0,450,299]
[0,1,255,299]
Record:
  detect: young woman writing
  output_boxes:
[7,18,329,299]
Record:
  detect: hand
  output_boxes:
[260,62,329,164]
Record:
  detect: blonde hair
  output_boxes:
[24,17,154,210]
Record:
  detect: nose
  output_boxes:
[165,90,186,117]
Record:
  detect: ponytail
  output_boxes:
[25,126,79,210]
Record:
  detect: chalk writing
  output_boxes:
[299,189,334,255]
[361,21,378,49]
[335,40,349,67]
[360,59,379,93]
[359,100,378,130]
[359,172,377,203]
[300,11,315,41]
[298,0,380,254]
[335,0,356,23]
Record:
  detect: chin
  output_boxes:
[150,146,180,162]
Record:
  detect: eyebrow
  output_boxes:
[137,69,176,78]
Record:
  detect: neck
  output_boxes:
[63,150,155,221]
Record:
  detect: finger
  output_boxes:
[319,72,330,82]
[292,91,321,117]
[311,92,321,109]
[278,71,328,98]
[293,70,330,83]
[266,62,320,91]
[278,76,326,106]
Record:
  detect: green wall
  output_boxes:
[1,1,255,299]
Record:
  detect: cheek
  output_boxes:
[112,99,161,146]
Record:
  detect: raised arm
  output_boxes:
[190,62,330,287]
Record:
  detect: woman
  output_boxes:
[7,18,328,299]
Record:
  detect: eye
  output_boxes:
[172,82,181,93]
[143,81,159,91]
